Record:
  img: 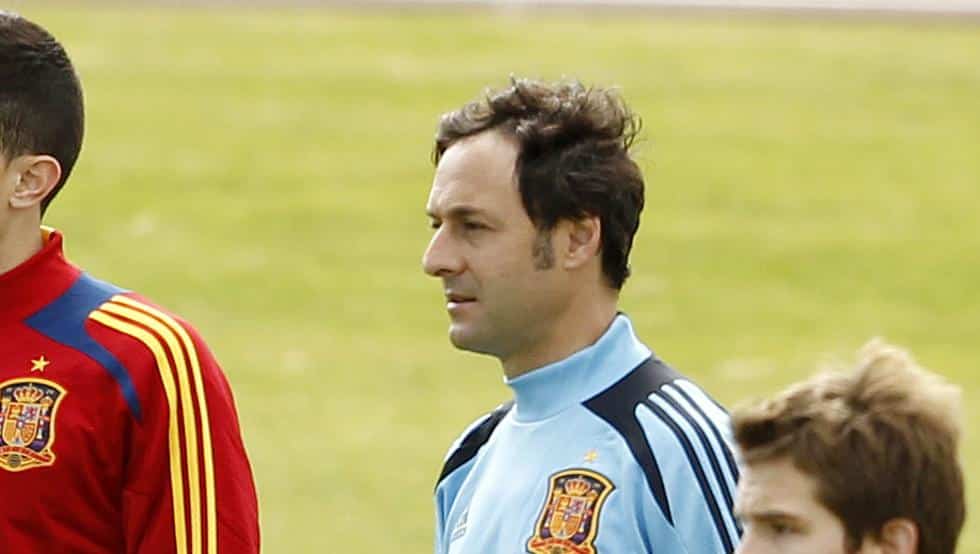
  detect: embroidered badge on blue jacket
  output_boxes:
[527,469,615,554]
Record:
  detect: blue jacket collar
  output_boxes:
[505,314,651,423]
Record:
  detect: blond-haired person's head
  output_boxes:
[732,340,965,554]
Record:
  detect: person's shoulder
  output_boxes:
[100,290,205,344]
[28,269,202,342]
[435,400,514,489]
[26,271,216,419]
[582,357,739,518]
[72,274,210,354]
[583,356,730,442]
[584,356,679,414]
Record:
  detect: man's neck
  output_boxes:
[0,219,43,276]
[501,298,619,380]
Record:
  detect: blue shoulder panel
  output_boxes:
[25,273,143,420]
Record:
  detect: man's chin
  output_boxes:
[448,325,493,355]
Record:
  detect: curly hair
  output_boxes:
[732,340,965,554]
[0,11,84,214]
[433,77,644,290]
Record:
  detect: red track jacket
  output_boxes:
[0,230,260,553]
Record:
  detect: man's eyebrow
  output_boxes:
[426,205,487,219]
[735,509,803,523]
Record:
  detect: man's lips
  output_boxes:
[445,292,476,304]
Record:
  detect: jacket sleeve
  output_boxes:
[433,420,482,554]
[634,380,741,554]
[90,295,260,553]
[432,401,513,554]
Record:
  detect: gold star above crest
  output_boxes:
[584,450,599,463]
[30,356,51,373]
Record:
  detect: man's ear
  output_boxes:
[562,215,601,270]
[9,155,61,209]
[863,518,918,554]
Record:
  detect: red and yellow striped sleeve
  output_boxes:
[88,294,259,554]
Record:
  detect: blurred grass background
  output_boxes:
[18,4,979,551]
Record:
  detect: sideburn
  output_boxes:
[532,229,554,270]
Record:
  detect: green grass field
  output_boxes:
[22,5,980,551]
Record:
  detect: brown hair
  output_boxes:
[433,77,644,290]
[732,340,965,554]
[0,11,84,214]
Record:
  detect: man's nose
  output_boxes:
[422,227,463,277]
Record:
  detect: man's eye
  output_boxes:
[770,522,794,535]
[429,221,442,230]
[463,221,487,231]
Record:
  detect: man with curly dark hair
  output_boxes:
[425,78,740,553]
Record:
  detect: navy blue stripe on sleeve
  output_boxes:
[436,400,514,489]
[655,387,741,536]
[666,382,741,485]
[583,357,680,526]
[641,397,736,554]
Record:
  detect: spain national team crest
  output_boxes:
[0,378,66,472]
[526,469,615,554]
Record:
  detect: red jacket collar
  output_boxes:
[0,229,82,324]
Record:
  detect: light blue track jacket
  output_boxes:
[434,315,741,554]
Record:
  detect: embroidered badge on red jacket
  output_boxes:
[0,378,67,472]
